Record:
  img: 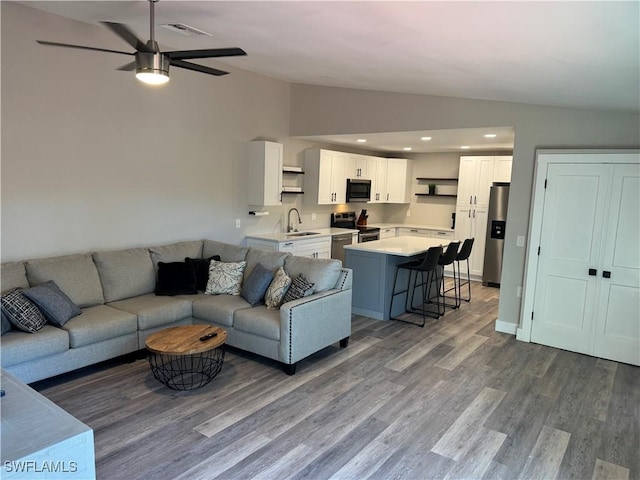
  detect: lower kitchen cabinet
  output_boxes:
[246,237,331,259]
[379,227,397,239]
[397,227,454,240]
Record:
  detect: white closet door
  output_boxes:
[593,163,640,365]
[531,163,611,355]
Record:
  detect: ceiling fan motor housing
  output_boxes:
[136,51,169,76]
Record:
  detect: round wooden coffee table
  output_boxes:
[145,325,227,390]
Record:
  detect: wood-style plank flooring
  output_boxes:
[34,284,640,480]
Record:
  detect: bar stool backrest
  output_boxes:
[417,245,443,271]
[456,238,474,261]
[438,241,460,266]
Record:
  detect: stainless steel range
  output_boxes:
[331,212,380,243]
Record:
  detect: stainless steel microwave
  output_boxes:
[346,178,371,202]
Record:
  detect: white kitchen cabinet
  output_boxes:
[385,158,413,203]
[370,157,412,203]
[493,156,513,183]
[304,149,347,204]
[379,227,397,239]
[293,237,331,259]
[248,141,283,206]
[398,227,454,239]
[346,153,370,179]
[455,155,511,279]
[246,236,331,259]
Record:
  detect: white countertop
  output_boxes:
[246,227,358,243]
[344,235,455,257]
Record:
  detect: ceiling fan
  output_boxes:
[36,0,246,85]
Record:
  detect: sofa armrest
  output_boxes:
[278,288,352,365]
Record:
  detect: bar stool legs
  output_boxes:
[389,246,443,327]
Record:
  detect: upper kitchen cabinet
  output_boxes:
[369,157,412,203]
[457,156,495,209]
[304,149,347,204]
[385,158,413,203]
[248,141,283,206]
[493,156,513,183]
[345,153,370,179]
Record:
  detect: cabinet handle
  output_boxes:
[473,210,476,218]
[474,195,477,204]
[387,193,389,201]
[603,271,611,278]
[468,210,471,218]
[588,268,597,276]
[469,195,472,204]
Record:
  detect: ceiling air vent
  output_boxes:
[160,23,212,36]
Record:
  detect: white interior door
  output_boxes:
[531,163,611,355]
[593,163,640,365]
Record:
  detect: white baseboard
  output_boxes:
[494,318,518,335]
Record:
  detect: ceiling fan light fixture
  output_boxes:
[135,51,170,85]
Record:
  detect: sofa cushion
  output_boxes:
[1,262,30,292]
[240,263,274,306]
[185,256,220,291]
[283,256,342,293]
[282,274,315,303]
[149,241,203,269]
[1,325,69,366]
[1,288,47,333]
[93,248,156,302]
[205,261,247,296]
[265,267,292,310]
[22,281,81,327]
[155,262,198,296]
[1,311,11,335]
[62,305,137,348]
[108,294,192,331]
[203,240,248,263]
[234,306,281,341]
[25,254,104,308]
[191,294,251,327]
[244,248,290,281]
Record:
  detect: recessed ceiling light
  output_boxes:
[403,147,412,151]
[484,134,497,138]
[356,139,367,143]
[420,136,432,141]
[461,146,470,149]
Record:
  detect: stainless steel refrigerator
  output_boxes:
[482,182,510,286]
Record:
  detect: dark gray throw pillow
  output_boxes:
[23,281,81,327]
[240,263,274,306]
[185,256,221,291]
[156,261,198,296]
[0,288,47,333]
[282,274,315,304]
[1,311,12,335]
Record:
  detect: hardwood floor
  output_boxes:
[34,284,640,480]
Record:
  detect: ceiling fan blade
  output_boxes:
[101,22,152,53]
[170,59,228,76]
[117,61,137,71]
[164,48,247,61]
[36,40,133,56]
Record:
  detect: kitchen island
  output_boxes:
[344,236,455,320]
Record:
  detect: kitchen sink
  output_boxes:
[286,232,320,237]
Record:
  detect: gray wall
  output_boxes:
[1,3,392,264]
[289,84,640,328]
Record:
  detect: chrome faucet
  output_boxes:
[287,208,302,232]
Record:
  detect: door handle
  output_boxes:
[603,271,611,278]
[588,268,597,276]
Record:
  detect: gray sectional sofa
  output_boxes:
[1,240,353,383]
